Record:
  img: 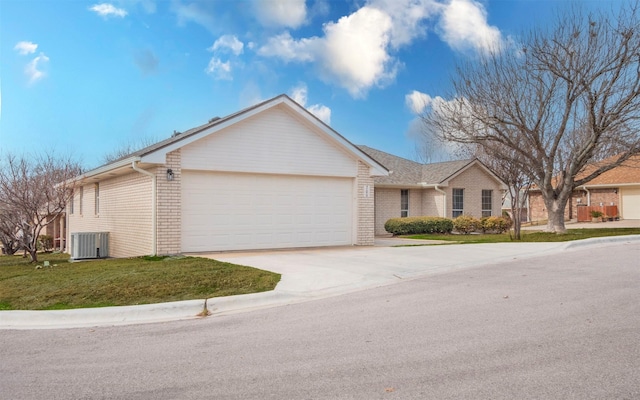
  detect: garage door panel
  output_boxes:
[621,187,640,219]
[182,172,354,252]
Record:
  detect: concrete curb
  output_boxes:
[2,235,639,330]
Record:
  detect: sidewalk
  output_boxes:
[2,234,639,330]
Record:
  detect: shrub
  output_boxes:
[453,215,481,234]
[480,216,512,233]
[384,216,453,235]
[38,235,54,252]
[589,210,603,218]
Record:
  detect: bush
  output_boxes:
[384,216,453,235]
[453,215,481,234]
[38,235,54,252]
[480,216,512,233]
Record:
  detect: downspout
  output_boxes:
[434,185,447,218]
[132,161,157,256]
[582,186,591,206]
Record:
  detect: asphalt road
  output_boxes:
[1,242,639,399]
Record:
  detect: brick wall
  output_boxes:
[530,188,619,222]
[356,161,375,245]
[374,188,400,235]
[447,166,503,218]
[156,149,182,255]
[67,171,153,258]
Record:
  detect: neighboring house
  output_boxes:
[358,146,507,236]
[529,155,640,222]
[65,95,388,258]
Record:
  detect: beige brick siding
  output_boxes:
[421,188,445,216]
[374,188,401,235]
[156,150,182,255]
[373,166,503,235]
[356,161,375,245]
[447,167,503,218]
[67,171,153,258]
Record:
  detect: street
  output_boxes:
[1,242,639,399]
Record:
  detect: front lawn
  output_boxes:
[407,228,640,244]
[0,254,280,310]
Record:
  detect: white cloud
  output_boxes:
[258,32,318,62]
[258,0,503,97]
[289,83,331,124]
[209,35,244,56]
[25,53,50,85]
[205,57,232,80]
[254,0,306,28]
[438,0,502,54]
[369,0,441,48]
[14,41,38,55]
[320,7,396,97]
[307,103,331,125]
[89,3,128,18]
[406,90,436,114]
[260,7,396,98]
[172,1,215,32]
[290,84,308,106]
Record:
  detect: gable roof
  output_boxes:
[75,95,388,182]
[358,145,502,188]
[579,154,640,187]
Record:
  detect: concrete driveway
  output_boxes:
[3,234,639,330]
[202,234,640,297]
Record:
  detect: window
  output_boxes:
[69,191,74,214]
[482,190,493,217]
[94,183,100,215]
[79,187,84,215]
[452,188,464,218]
[401,189,409,218]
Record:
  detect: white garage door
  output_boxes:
[182,171,354,252]
[621,187,640,219]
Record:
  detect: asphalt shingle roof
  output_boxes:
[580,154,640,185]
[357,145,475,186]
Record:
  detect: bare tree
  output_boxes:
[0,152,81,262]
[422,4,640,233]
[0,207,21,255]
[101,136,159,165]
[465,143,531,239]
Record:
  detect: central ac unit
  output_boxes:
[70,232,109,260]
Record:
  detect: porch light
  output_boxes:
[166,168,174,181]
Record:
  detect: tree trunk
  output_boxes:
[28,248,39,263]
[545,198,568,233]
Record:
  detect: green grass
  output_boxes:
[0,253,280,310]
[407,228,640,244]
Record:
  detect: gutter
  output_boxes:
[131,161,157,256]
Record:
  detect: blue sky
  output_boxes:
[1,0,614,169]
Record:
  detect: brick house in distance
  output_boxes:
[528,155,640,222]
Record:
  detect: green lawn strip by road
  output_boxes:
[407,228,640,244]
[0,254,280,311]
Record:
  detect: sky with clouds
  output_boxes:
[1,0,614,168]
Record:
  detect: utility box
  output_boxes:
[70,232,109,260]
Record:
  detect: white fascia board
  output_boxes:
[57,156,141,187]
[582,183,640,189]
